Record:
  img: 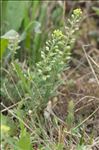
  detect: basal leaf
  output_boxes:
[5,1,29,31]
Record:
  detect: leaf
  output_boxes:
[13,62,31,95]
[0,39,8,59]
[1,114,10,140]
[1,125,10,133]
[34,21,41,33]
[1,29,20,40]
[5,1,29,31]
[76,144,87,150]
[0,1,8,30]
[17,127,32,150]
[92,7,99,15]
[1,30,20,59]
[66,101,74,128]
[55,143,64,150]
[20,21,41,41]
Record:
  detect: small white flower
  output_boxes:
[28,110,32,115]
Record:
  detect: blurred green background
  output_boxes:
[1,1,64,65]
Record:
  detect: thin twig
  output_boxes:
[88,55,99,69]
[1,102,19,113]
[73,106,99,130]
[1,102,33,132]
[1,96,31,113]
[82,45,99,85]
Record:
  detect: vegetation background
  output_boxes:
[0,0,99,150]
